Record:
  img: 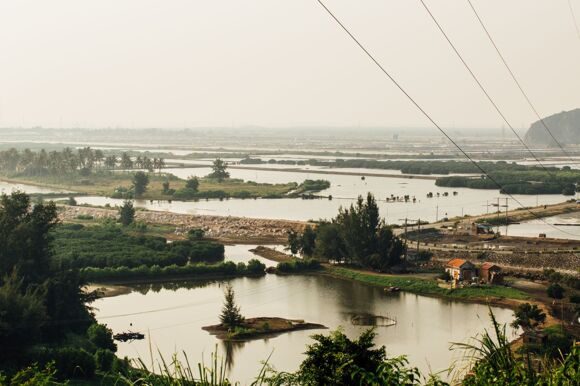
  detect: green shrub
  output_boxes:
[87,323,116,352]
[94,349,116,372]
[277,259,321,273]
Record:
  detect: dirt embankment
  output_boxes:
[249,246,294,262]
[59,205,309,243]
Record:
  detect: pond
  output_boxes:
[505,212,580,240]
[94,247,517,384]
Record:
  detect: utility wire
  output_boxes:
[569,0,580,42]
[467,0,575,163]
[418,0,563,182]
[314,0,577,237]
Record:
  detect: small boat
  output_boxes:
[113,331,145,342]
[384,286,401,293]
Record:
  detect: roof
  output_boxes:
[446,258,474,269]
[481,262,500,271]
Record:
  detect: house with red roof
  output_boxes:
[480,262,502,284]
[445,258,476,281]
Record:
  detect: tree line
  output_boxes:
[0,147,166,176]
[287,193,405,271]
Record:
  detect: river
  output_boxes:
[74,166,568,226]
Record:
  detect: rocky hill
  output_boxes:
[524,108,580,146]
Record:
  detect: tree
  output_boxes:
[0,192,95,355]
[142,157,153,172]
[118,200,135,226]
[185,176,200,192]
[120,153,133,169]
[208,158,230,182]
[510,303,546,331]
[219,285,244,329]
[153,157,165,173]
[104,155,117,169]
[314,223,346,262]
[292,328,386,385]
[187,228,205,241]
[87,323,117,352]
[162,180,170,194]
[132,171,149,198]
[547,283,565,301]
[286,230,301,255]
[0,272,46,349]
[0,191,59,284]
[301,226,317,257]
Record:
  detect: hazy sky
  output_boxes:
[1,0,579,129]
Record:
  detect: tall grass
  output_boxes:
[112,350,270,386]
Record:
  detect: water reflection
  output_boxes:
[221,340,246,370]
[94,274,516,384]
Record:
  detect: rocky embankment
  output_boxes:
[59,205,309,243]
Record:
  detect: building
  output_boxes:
[522,330,547,345]
[480,262,502,284]
[471,223,494,236]
[445,258,476,281]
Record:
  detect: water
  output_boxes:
[0,180,67,194]
[74,167,568,224]
[505,212,580,240]
[94,273,516,384]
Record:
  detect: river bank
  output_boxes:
[0,172,319,201]
[59,204,309,243]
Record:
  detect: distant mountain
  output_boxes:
[524,108,580,146]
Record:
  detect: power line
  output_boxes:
[466,0,575,163]
[569,0,580,42]
[314,0,577,237]
[418,0,564,182]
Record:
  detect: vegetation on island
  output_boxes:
[51,222,225,270]
[204,285,326,341]
[286,193,405,271]
[241,156,580,195]
[0,148,331,200]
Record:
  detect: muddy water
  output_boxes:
[94,272,516,384]
[94,247,516,384]
[74,167,567,226]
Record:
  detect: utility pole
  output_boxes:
[505,197,509,236]
[403,218,408,260]
[416,218,421,254]
[436,205,439,222]
[496,197,500,234]
[399,218,422,260]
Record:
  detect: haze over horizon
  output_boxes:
[1,0,579,129]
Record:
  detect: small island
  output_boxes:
[203,285,326,341]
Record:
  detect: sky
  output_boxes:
[0,0,579,129]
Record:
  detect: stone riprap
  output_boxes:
[59,205,309,242]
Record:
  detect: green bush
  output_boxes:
[87,323,116,352]
[81,260,266,282]
[30,347,96,379]
[51,224,224,269]
[277,259,321,273]
[94,349,116,372]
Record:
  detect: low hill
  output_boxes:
[524,108,580,146]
